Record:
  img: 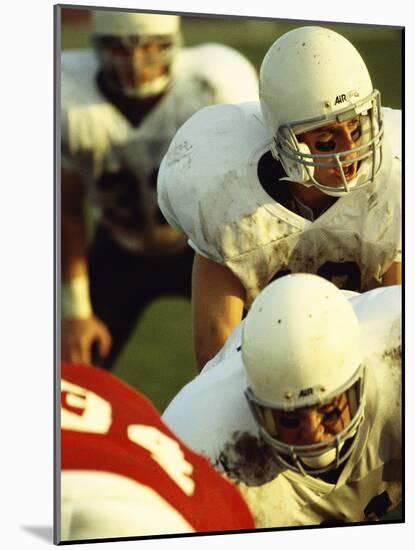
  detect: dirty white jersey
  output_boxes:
[158,102,401,303]
[162,285,402,527]
[61,45,258,252]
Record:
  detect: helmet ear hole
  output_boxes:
[280,140,314,183]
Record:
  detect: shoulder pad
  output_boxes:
[381,107,401,158]
[176,44,258,103]
[349,286,401,359]
[61,49,103,109]
[174,43,258,103]
[158,102,268,260]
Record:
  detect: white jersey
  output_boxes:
[158,102,401,302]
[162,286,402,527]
[61,45,258,252]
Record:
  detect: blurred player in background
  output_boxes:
[61,10,259,368]
[60,362,254,542]
[163,274,402,527]
[158,25,402,370]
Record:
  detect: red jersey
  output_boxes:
[60,363,254,537]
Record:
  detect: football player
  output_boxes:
[162,274,402,527]
[61,10,259,368]
[59,363,255,541]
[158,26,402,370]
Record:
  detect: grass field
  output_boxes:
[60,9,403,412]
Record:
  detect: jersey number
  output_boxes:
[128,425,195,496]
[61,380,195,496]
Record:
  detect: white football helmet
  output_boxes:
[242,273,366,476]
[259,26,383,196]
[92,10,181,98]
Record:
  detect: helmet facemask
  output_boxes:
[93,33,180,99]
[241,273,367,477]
[271,90,383,197]
[245,364,366,476]
[259,26,385,197]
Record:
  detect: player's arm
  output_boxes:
[61,167,112,364]
[192,253,245,372]
[381,261,402,286]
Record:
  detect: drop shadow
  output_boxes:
[21,525,53,543]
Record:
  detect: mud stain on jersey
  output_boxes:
[216,431,280,486]
[194,76,216,98]
[382,345,401,367]
[368,192,379,211]
[166,140,193,170]
[381,344,401,409]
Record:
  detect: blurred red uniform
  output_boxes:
[59,363,254,542]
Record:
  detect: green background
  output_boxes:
[60,8,403,413]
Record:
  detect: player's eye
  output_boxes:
[157,39,173,50]
[279,414,301,430]
[315,139,336,152]
[127,36,140,47]
[322,407,342,424]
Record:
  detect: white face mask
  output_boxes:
[300,443,344,469]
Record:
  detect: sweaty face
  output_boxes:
[263,392,351,447]
[298,117,363,189]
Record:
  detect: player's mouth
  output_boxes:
[333,162,357,181]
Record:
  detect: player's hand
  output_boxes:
[61,316,112,365]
